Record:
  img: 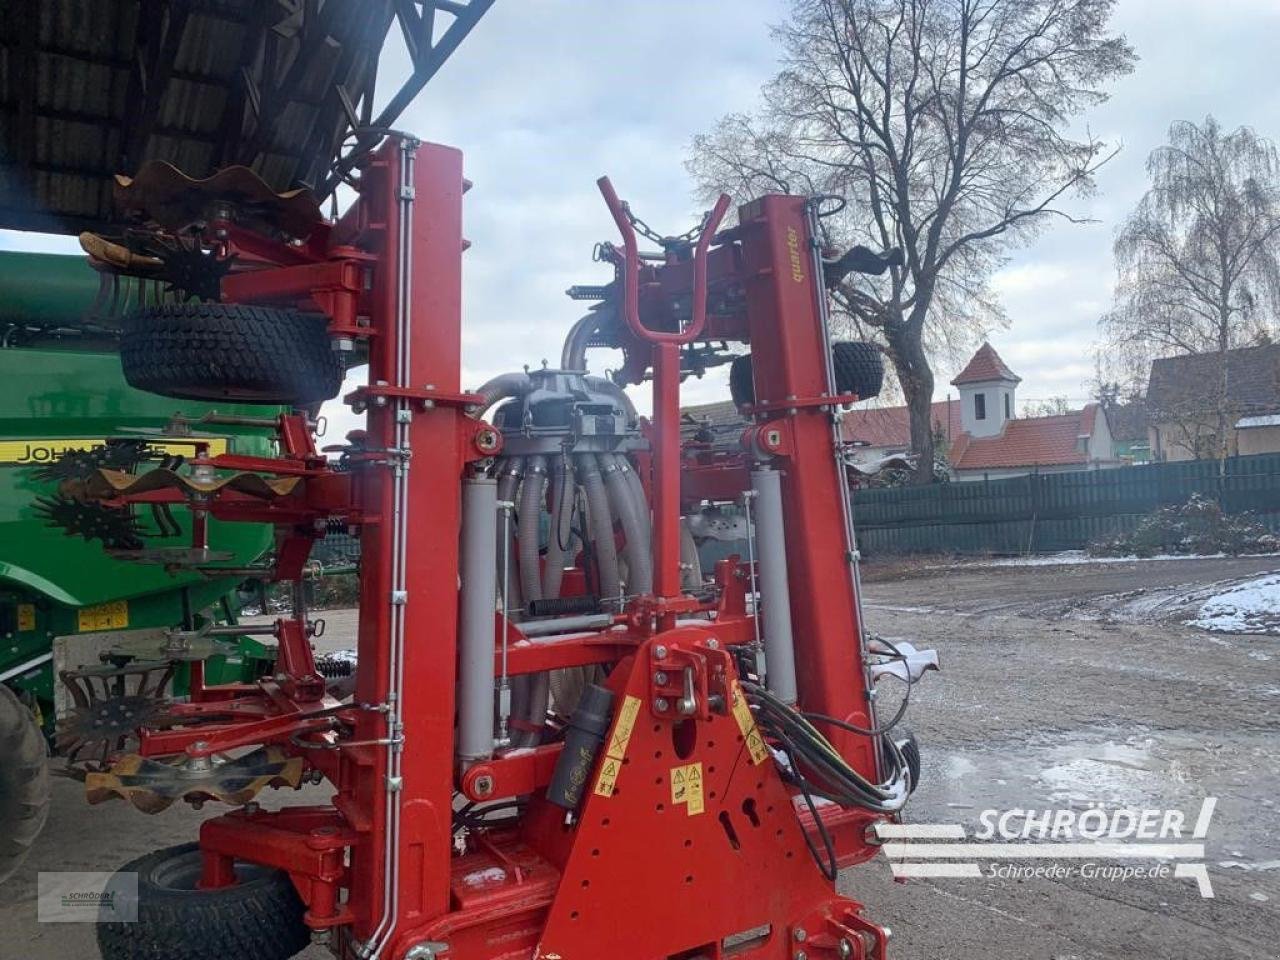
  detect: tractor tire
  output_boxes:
[97,842,311,960]
[729,343,884,407]
[121,303,344,405]
[0,683,50,885]
[832,341,884,400]
[729,354,755,408]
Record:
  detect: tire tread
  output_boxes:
[121,304,344,405]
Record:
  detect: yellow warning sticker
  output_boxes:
[670,762,704,816]
[593,694,642,798]
[593,756,621,798]
[77,599,129,632]
[16,603,35,632]
[686,763,704,816]
[0,437,228,468]
[670,765,688,804]
[730,679,769,765]
[606,695,641,761]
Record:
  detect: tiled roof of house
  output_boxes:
[949,404,1103,470]
[681,397,963,450]
[951,342,1021,386]
[841,400,962,449]
[1147,343,1280,417]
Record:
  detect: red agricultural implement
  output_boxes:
[57,131,933,960]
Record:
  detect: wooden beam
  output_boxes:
[123,2,193,171]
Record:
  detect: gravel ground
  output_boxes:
[845,554,1280,960]
[2,556,1277,959]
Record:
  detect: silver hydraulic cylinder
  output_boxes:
[751,466,798,704]
[458,476,499,761]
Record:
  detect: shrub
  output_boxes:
[1089,494,1280,558]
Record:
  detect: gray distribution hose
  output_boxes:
[495,457,525,614]
[472,371,532,419]
[515,455,549,746]
[601,453,653,596]
[576,453,622,606]
[493,456,531,746]
[542,455,576,600]
[560,306,613,371]
[518,455,547,605]
[618,455,652,558]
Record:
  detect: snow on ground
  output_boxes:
[962,550,1280,568]
[1188,573,1280,635]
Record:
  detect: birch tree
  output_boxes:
[1101,118,1280,460]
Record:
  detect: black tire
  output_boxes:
[97,842,311,960]
[121,304,344,405]
[729,354,755,408]
[832,341,884,400]
[0,683,49,885]
[729,344,884,406]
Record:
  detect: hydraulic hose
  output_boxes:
[576,454,622,605]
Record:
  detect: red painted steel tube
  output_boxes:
[652,342,682,605]
[738,195,879,779]
[596,177,730,345]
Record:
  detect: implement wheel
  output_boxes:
[0,683,50,884]
[97,842,311,960]
[832,341,884,400]
[121,303,344,405]
[728,341,885,407]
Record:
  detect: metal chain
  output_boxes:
[623,201,712,250]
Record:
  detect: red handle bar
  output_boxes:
[597,177,731,346]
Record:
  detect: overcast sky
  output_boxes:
[5,0,1278,435]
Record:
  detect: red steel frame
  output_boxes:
[94,136,895,960]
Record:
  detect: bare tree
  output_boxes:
[688,0,1134,482]
[1021,396,1073,417]
[1101,118,1280,460]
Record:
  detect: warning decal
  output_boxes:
[669,762,704,816]
[593,695,642,798]
[77,600,129,632]
[729,679,769,765]
[607,695,641,761]
[593,758,620,797]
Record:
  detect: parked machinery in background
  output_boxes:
[0,250,287,884]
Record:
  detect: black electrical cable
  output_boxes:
[452,799,525,833]
[781,739,840,881]
[554,456,574,553]
[742,681,909,815]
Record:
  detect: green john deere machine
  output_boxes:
[0,249,282,881]
[0,0,492,891]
